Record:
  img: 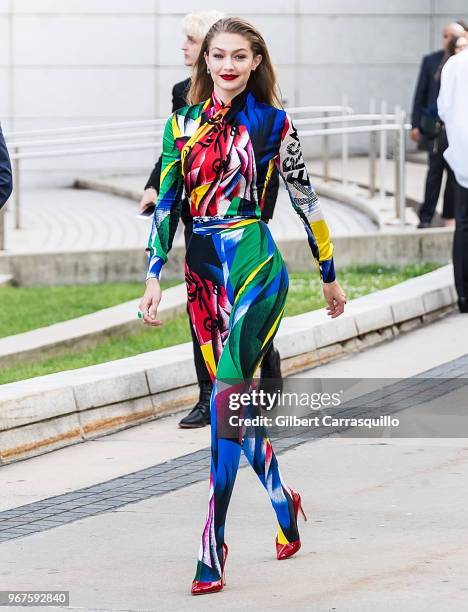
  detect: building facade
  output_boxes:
[1,0,467,184]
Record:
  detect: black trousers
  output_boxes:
[419,150,458,223]
[453,182,468,308]
[183,218,277,386]
[183,220,210,384]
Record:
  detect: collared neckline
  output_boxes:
[211,88,250,113]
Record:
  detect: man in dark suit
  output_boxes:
[140,12,283,428]
[0,123,13,210]
[411,22,465,228]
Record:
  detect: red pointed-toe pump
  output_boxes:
[191,543,228,595]
[276,489,308,560]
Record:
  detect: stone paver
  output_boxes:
[1,354,467,544]
[0,438,467,610]
[3,188,153,253]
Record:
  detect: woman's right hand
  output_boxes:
[139,278,163,326]
[139,187,157,214]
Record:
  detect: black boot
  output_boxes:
[178,380,213,428]
[458,298,468,314]
[259,345,283,403]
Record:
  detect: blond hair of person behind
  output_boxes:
[182,10,225,41]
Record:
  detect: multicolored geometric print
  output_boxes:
[146,88,335,283]
[145,88,336,583]
[185,217,299,582]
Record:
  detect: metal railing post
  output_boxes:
[379,100,387,201]
[341,95,349,187]
[13,148,20,230]
[394,105,401,218]
[369,98,377,198]
[397,107,407,226]
[322,110,329,182]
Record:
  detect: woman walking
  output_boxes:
[139,17,346,595]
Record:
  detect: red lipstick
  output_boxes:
[221,75,238,80]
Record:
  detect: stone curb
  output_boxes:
[0,265,456,465]
[74,177,140,202]
[0,274,12,288]
[314,179,383,228]
[75,176,385,228]
[0,283,187,368]
[314,179,422,229]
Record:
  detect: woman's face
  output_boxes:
[205,32,262,100]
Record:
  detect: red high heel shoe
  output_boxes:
[276,489,308,560]
[191,543,228,595]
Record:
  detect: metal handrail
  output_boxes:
[5,119,167,140]
[284,105,354,114]
[4,105,354,141]
[9,131,164,149]
[11,114,376,150]
[293,113,398,126]
[1,101,409,252]
[8,122,407,159]
[300,123,400,136]
[10,141,162,160]
[9,119,373,150]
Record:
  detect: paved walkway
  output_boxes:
[0,312,467,610]
[3,188,152,253]
[2,182,376,254]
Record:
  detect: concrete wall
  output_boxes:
[1,0,468,185]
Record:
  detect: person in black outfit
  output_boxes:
[140,13,283,428]
[437,40,468,314]
[453,187,468,313]
[410,22,465,228]
[0,123,13,210]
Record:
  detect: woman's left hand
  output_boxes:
[323,280,346,318]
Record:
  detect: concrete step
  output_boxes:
[0,274,13,287]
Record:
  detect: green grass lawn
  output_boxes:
[284,263,439,316]
[0,280,179,339]
[0,263,439,385]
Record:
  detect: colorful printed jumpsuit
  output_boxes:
[146,88,336,582]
